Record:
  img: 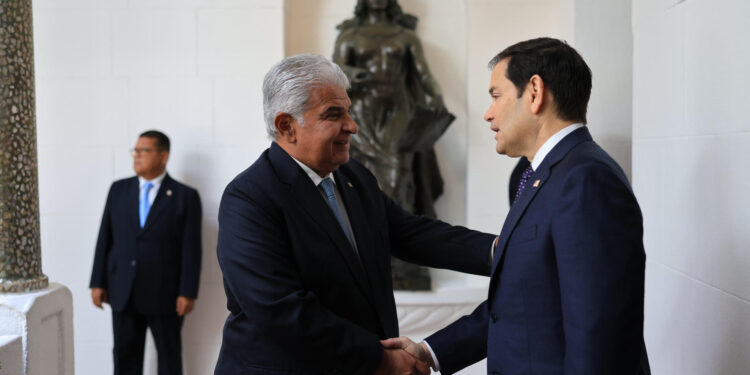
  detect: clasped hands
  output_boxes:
[376,336,434,375]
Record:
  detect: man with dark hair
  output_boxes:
[384,37,650,375]
[214,54,495,375]
[90,130,202,375]
[138,130,171,153]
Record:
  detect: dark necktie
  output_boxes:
[513,165,534,204]
[319,178,355,248]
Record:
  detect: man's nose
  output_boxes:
[484,108,493,122]
[344,117,358,134]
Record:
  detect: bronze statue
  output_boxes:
[333,0,454,290]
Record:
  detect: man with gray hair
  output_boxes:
[214,54,495,374]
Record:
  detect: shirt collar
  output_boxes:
[529,123,584,170]
[290,157,336,187]
[138,170,167,189]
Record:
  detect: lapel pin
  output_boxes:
[166,189,172,196]
[532,180,540,188]
[347,182,353,188]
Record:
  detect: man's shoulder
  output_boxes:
[338,157,380,189]
[166,175,199,196]
[554,140,632,192]
[567,141,626,175]
[223,148,279,196]
[110,176,137,191]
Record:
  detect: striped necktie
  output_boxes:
[319,178,355,248]
[513,166,534,204]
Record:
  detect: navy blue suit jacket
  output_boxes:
[215,143,495,375]
[427,127,650,375]
[90,174,202,315]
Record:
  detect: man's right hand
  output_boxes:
[381,337,434,371]
[374,348,430,375]
[91,287,107,309]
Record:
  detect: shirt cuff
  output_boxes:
[422,340,441,372]
[489,237,498,265]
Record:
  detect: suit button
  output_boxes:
[131,260,136,267]
[490,313,498,323]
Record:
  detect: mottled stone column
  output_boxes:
[0,0,48,292]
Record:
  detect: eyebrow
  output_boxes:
[320,106,346,118]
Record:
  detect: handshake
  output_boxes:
[376,336,435,375]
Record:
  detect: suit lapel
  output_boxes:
[334,170,378,295]
[142,174,174,232]
[269,144,375,301]
[491,166,548,275]
[128,177,141,232]
[490,127,594,279]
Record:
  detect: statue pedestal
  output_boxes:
[0,283,74,375]
[395,280,488,374]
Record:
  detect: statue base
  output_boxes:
[391,257,431,290]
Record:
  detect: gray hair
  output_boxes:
[263,54,350,138]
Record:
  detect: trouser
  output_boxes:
[112,293,184,375]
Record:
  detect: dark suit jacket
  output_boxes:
[90,174,202,315]
[215,142,495,375]
[427,127,650,375]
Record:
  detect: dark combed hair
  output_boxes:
[489,37,592,124]
[139,130,170,152]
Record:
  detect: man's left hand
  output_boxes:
[176,296,196,316]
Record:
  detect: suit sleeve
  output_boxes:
[179,188,202,298]
[383,192,495,276]
[552,163,646,375]
[425,301,489,374]
[217,182,383,374]
[90,183,114,289]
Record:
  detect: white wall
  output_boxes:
[571,0,633,178]
[32,0,283,374]
[632,0,750,373]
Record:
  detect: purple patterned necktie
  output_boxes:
[513,165,534,204]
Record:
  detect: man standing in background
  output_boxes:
[90,130,202,375]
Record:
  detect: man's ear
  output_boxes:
[527,74,545,115]
[274,113,297,142]
[160,151,170,167]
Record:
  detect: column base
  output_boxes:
[0,282,74,375]
[0,275,49,293]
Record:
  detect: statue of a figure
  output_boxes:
[333,0,454,290]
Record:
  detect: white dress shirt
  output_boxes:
[290,157,360,255]
[529,123,583,170]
